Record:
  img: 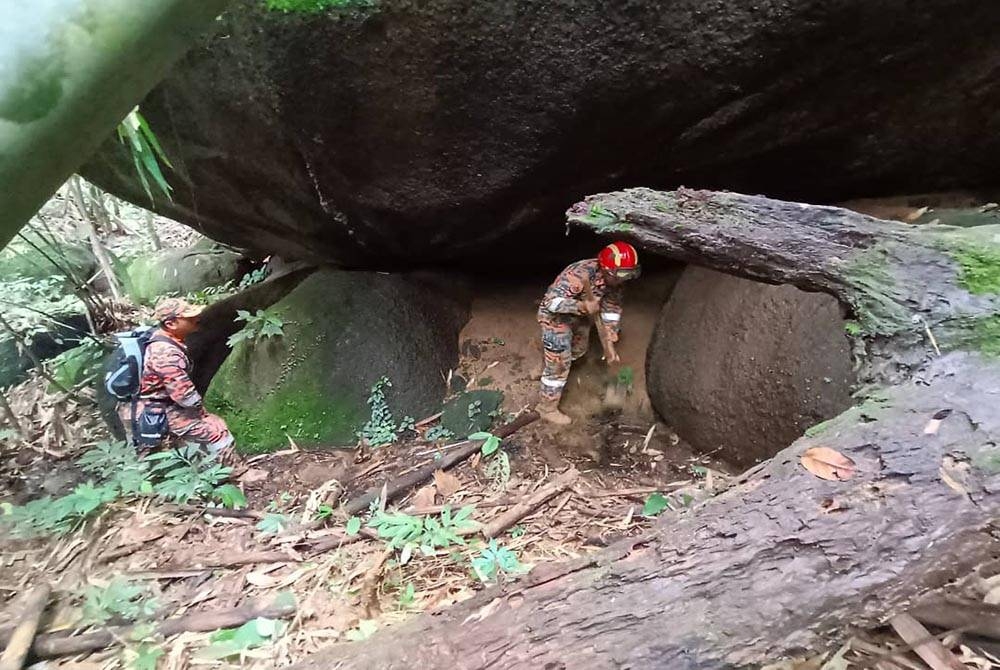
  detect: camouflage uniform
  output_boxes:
[537,259,623,401]
[135,330,234,452]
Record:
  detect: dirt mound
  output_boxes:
[646,266,855,468]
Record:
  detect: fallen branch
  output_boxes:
[360,550,393,619]
[910,598,1000,639]
[27,596,295,660]
[343,411,538,516]
[481,468,579,539]
[889,613,964,670]
[158,549,302,571]
[0,583,51,670]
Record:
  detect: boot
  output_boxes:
[537,398,572,426]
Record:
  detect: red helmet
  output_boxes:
[598,241,640,276]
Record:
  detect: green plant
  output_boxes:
[484,451,511,491]
[398,415,416,433]
[315,505,335,521]
[425,425,455,441]
[146,446,231,504]
[397,582,416,608]
[346,516,362,535]
[368,506,476,564]
[469,431,501,456]
[197,617,286,660]
[467,399,483,420]
[844,320,863,336]
[616,366,635,389]
[642,493,671,517]
[117,107,172,204]
[227,310,285,348]
[212,484,247,510]
[256,513,290,535]
[124,642,164,670]
[238,266,270,290]
[3,442,235,537]
[471,539,525,583]
[509,525,526,539]
[81,578,158,624]
[46,339,106,390]
[359,376,399,447]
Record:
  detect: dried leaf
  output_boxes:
[432,470,461,500]
[800,447,856,481]
[411,485,437,508]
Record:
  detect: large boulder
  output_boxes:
[123,241,243,304]
[204,269,468,453]
[646,266,855,468]
[0,233,95,282]
[84,0,1000,266]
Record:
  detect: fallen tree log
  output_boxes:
[291,188,1000,669]
[343,410,539,515]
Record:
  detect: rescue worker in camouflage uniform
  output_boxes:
[536,242,640,425]
[126,298,244,467]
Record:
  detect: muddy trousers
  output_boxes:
[539,313,590,402]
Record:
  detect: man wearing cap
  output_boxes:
[136,298,243,467]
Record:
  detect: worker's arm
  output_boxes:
[543,265,594,315]
[152,347,204,409]
[599,287,624,340]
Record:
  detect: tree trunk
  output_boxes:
[0,0,231,250]
[293,189,1000,669]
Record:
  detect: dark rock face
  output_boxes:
[646,266,855,468]
[204,268,470,452]
[85,0,1000,266]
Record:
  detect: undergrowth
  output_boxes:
[1,442,237,537]
[358,376,414,447]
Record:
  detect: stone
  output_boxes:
[123,240,243,305]
[645,266,855,468]
[205,269,468,453]
[84,0,1000,267]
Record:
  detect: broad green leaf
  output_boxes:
[346,516,361,536]
[481,435,501,456]
[642,493,670,517]
[469,431,492,441]
[213,484,246,510]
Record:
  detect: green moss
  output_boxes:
[803,394,892,438]
[950,246,1000,295]
[208,376,361,454]
[262,0,371,12]
[842,244,911,337]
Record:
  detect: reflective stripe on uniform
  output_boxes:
[601,312,621,322]
[541,377,567,388]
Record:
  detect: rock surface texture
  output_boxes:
[204,269,468,452]
[647,266,855,467]
[84,0,1000,265]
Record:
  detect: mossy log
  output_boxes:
[293,189,1000,669]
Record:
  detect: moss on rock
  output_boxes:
[205,269,466,453]
[124,243,241,304]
